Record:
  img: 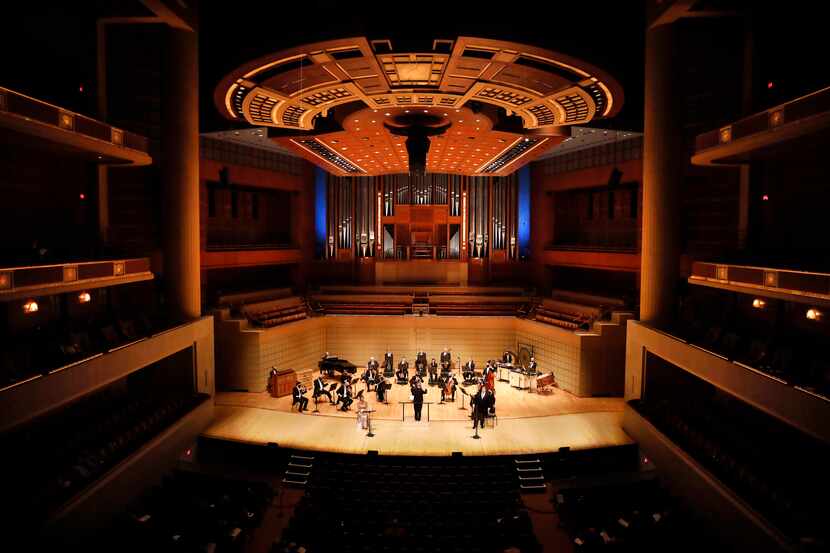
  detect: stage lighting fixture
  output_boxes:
[23,299,39,314]
[78,291,91,304]
[752,298,766,309]
[806,308,822,321]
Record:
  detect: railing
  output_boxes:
[694,85,830,152]
[0,86,149,153]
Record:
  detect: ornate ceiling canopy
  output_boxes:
[214,36,623,176]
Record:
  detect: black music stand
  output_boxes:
[364,409,376,437]
[458,387,469,411]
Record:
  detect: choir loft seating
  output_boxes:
[2,359,209,531]
[532,298,604,331]
[218,287,294,313]
[310,293,413,315]
[243,296,308,328]
[429,294,528,316]
[99,470,274,553]
[631,360,830,548]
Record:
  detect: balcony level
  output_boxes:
[0,86,151,167]
[692,85,830,167]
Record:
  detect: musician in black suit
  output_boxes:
[409,372,423,387]
[362,360,379,391]
[292,381,309,412]
[441,372,458,402]
[471,384,494,429]
[411,381,427,421]
[376,376,387,403]
[337,381,353,411]
[527,356,538,374]
[319,352,331,375]
[313,375,334,404]
[396,358,409,383]
[463,358,476,383]
[383,351,394,377]
[440,348,452,373]
[428,358,439,385]
[502,350,514,365]
[415,351,427,377]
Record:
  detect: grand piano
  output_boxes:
[318,355,358,377]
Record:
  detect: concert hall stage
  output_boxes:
[202,380,631,456]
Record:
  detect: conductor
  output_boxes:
[471,384,494,430]
[411,380,427,422]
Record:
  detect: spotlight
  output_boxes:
[806,308,822,321]
[78,291,91,304]
[752,298,766,309]
[23,299,39,314]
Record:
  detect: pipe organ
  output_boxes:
[325,172,519,262]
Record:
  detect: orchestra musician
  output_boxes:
[337,380,354,411]
[428,358,439,385]
[313,374,334,404]
[292,381,309,412]
[502,350,514,365]
[463,358,476,383]
[383,351,394,377]
[411,380,427,421]
[396,358,409,383]
[409,372,423,387]
[483,361,496,391]
[376,375,388,403]
[319,351,331,375]
[362,359,379,391]
[527,356,538,374]
[471,384,494,429]
[441,371,458,403]
[440,348,452,373]
[415,351,427,377]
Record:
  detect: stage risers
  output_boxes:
[214,310,633,398]
[374,260,468,285]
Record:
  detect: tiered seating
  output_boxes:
[3,383,208,527]
[244,296,308,328]
[276,452,540,553]
[0,310,174,390]
[102,470,274,553]
[554,477,702,550]
[219,287,293,313]
[673,290,830,399]
[310,293,413,315]
[533,298,601,331]
[632,395,829,547]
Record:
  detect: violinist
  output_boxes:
[337,380,353,411]
[463,358,476,383]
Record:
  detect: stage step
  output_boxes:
[283,452,314,488]
[514,456,546,493]
[281,477,308,488]
[291,454,315,461]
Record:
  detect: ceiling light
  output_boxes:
[23,299,38,314]
[806,308,823,321]
[78,291,92,304]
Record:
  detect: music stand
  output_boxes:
[364,409,376,437]
[312,393,320,414]
[458,387,468,411]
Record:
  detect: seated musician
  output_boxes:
[383,351,394,377]
[428,358,439,385]
[362,359,379,391]
[527,356,538,374]
[396,358,409,383]
[440,348,452,373]
[336,381,354,411]
[463,358,476,383]
[441,371,458,402]
[313,374,334,405]
[376,375,388,403]
[502,350,514,365]
[292,381,309,412]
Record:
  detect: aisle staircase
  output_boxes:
[282,452,314,488]
[515,456,547,493]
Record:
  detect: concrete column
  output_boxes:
[640,23,683,326]
[161,28,201,319]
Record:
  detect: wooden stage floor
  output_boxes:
[203,379,632,457]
